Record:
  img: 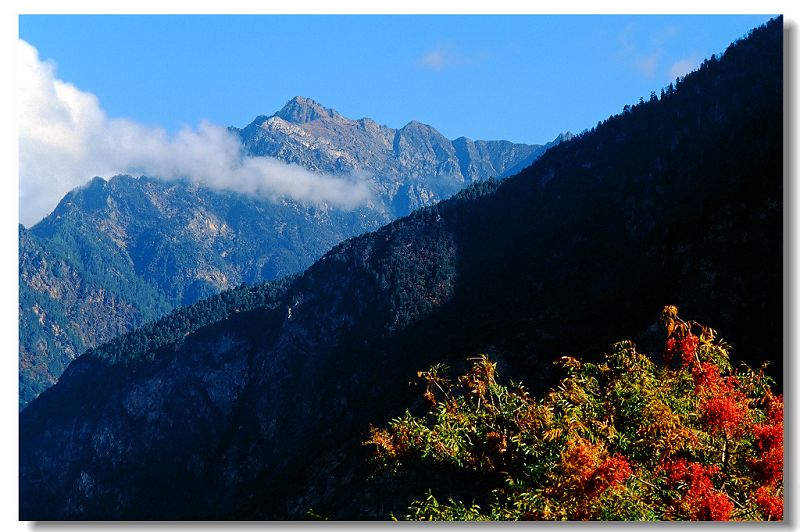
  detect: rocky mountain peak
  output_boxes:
[274,96,341,124]
[401,119,435,132]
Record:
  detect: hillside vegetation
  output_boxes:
[367,307,782,520]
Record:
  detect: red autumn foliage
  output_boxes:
[753,485,783,520]
[664,333,700,366]
[751,395,783,487]
[701,393,749,437]
[367,307,782,521]
[662,459,732,520]
[691,362,722,390]
[679,335,700,365]
[586,456,632,498]
[560,439,601,486]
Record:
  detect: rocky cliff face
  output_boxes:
[20,17,782,520]
[19,102,556,409]
[18,175,386,409]
[20,226,89,403]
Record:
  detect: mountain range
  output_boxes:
[234,96,562,215]
[19,100,562,409]
[19,17,782,520]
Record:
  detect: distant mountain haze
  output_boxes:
[20,18,781,520]
[19,99,561,409]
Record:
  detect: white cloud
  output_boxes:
[418,48,450,70]
[636,52,660,79]
[18,39,372,227]
[417,45,490,72]
[669,55,700,81]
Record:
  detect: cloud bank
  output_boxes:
[18,39,371,227]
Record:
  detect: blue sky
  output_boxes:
[19,14,774,144]
[17,14,777,226]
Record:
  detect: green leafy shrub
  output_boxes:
[365,307,782,521]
